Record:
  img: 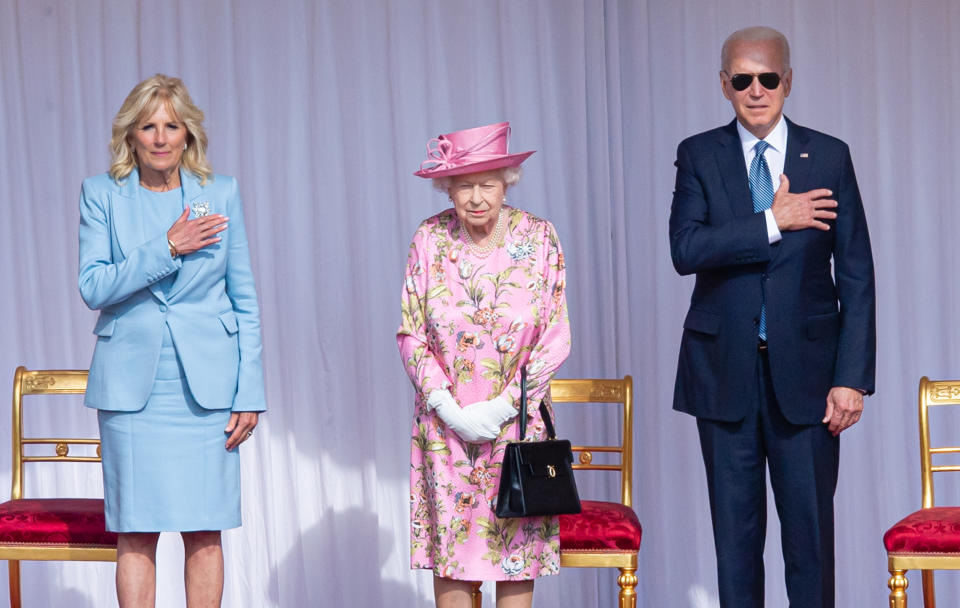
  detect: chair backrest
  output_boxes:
[549,376,633,507]
[11,366,100,501]
[917,376,960,509]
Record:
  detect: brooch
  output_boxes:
[506,240,536,261]
[191,201,211,217]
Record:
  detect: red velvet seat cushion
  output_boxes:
[0,499,118,547]
[884,507,960,554]
[559,500,642,552]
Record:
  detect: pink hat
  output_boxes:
[414,122,535,178]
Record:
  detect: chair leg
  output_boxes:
[888,569,908,608]
[8,560,21,608]
[470,581,482,608]
[921,569,935,608]
[617,567,638,608]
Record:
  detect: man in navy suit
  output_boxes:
[669,26,875,607]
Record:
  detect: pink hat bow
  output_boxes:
[414,122,535,179]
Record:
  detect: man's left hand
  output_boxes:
[822,387,864,436]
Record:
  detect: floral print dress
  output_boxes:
[397,206,571,581]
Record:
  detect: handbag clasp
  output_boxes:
[547,465,557,478]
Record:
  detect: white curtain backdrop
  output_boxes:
[1,0,959,606]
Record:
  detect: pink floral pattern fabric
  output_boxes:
[398,206,571,581]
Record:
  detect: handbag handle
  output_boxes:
[518,366,557,441]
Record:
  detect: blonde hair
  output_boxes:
[109,74,213,184]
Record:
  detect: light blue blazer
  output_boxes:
[78,168,267,413]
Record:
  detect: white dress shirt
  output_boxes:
[737,115,787,244]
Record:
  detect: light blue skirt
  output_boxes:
[98,325,241,532]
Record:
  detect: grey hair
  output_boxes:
[432,166,522,193]
[721,26,790,72]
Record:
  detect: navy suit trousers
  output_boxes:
[696,349,839,608]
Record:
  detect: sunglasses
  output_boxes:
[725,71,783,91]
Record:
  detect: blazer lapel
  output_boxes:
[166,169,209,301]
[113,168,144,258]
[714,120,754,218]
[113,168,168,304]
[767,117,813,268]
[782,117,813,192]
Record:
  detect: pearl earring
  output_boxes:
[183,143,187,150]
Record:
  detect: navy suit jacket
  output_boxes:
[669,118,876,425]
[78,168,267,413]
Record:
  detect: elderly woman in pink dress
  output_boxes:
[397,122,571,608]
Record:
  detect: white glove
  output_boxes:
[462,396,517,433]
[426,389,501,443]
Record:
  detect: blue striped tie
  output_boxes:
[749,140,773,340]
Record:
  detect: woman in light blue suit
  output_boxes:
[78,74,266,607]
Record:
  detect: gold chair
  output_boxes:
[884,376,960,607]
[470,376,640,608]
[0,367,117,608]
[553,376,640,608]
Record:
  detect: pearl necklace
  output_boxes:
[460,209,505,258]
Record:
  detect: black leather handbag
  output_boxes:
[495,368,581,518]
